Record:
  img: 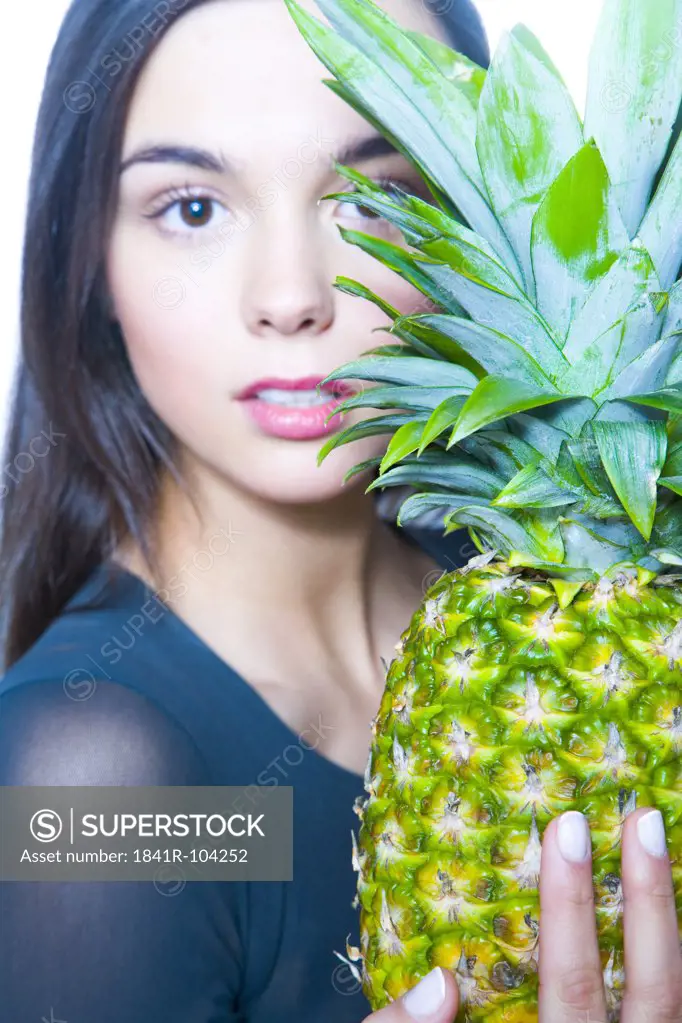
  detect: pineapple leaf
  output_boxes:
[625,385,682,415]
[379,420,428,471]
[507,548,597,580]
[332,385,471,415]
[652,548,682,565]
[659,475,682,496]
[404,29,486,109]
[459,428,543,477]
[567,511,648,550]
[528,397,598,437]
[556,516,639,574]
[599,332,682,401]
[530,141,629,342]
[323,187,440,242]
[584,0,682,238]
[519,508,566,561]
[561,286,664,398]
[442,505,545,559]
[399,213,525,291]
[322,77,448,209]
[561,242,662,366]
[406,314,558,387]
[316,412,419,466]
[670,418,682,447]
[663,281,682,337]
[370,455,502,497]
[476,25,584,296]
[651,501,682,557]
[336,228,468,315]
[508,412,570,462]
[663,440,682,476]
[592,419,668,537]
[663,285,682,385]
[329,187,545,342]
[288,0,682,582]
[559,319,627,398]
[407,255,563,373]
[493,464,579,509]
[567,430,622,499]
[394,491,478,527]
[342,456,382,484]
[640,131,682,289]
[389,319,485,375]
[367,331,445,361]
[363,344,408,358]
[448,376,566,447]
[285,0,522,271]
[333,276,400,321]
[418,396,467,453]
[320,355,478,390]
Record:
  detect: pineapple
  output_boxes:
[284,0,682,1018]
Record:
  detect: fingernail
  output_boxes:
[557,811,591,863]
[402,967,446,1020]
[637,809,667,858]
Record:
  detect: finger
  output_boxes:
[362,967,459,1023]
[538,811,608,1023]
[621,807,682,1023]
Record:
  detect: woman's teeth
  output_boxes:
[255,388,335,407]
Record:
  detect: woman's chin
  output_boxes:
[237,467,374,507]
[220,455,376,508]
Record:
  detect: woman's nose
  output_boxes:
[241,219,335,338]
[249,298,332,337]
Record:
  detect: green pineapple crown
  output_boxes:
[285,0,682,594]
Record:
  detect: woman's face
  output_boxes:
[107,0,448,505]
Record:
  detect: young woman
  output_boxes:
[0,1,680,1021]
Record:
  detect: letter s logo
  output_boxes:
[30,808,63,842]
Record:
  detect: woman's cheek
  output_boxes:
[108,280,228,442]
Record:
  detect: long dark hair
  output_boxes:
[0,0,489,670]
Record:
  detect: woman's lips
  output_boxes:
[239,394,349,440]
[236,378,358,441]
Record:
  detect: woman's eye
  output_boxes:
[176,197,216,227]
[337,179,420,224]
[342,198,382,221]
[149,194,231,234]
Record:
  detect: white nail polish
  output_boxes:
[637,809,667,858]
[402,967,446,1020]
[557,811,590,863]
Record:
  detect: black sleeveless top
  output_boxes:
[0,525,472,1023]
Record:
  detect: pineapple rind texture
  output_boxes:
[355,561,682,1021]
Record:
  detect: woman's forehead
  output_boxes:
[120,0,438,173]
[125,0,446,120]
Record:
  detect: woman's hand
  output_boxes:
[361,806,682,1023]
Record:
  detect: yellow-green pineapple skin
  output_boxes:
[355,560,682,1022]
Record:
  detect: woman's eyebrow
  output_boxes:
[334,134,400,165]
[119,145,230,175]
[119,134,399,176]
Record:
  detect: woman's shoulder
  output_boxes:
[0,561,312,789]
[0,668,212,788]
[0,562,184,712]
[0,563,224,786]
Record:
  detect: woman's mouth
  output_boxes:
[253,387,336,408]
[236,377,357,440]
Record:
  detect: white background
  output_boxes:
[0,0,600,436]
